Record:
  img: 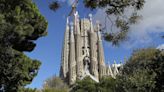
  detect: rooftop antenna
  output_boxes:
[68,0,78,16]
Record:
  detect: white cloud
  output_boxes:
[93,0,164,48]
[157,44,164,50]
[132,0,164,33]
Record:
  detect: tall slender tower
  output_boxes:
[69,23,76,85]
[74,12,83,80]
[60,18,69,80]
[89,14,99,79]
[97,23,106,79]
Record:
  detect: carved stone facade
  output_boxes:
[60,11,120,85]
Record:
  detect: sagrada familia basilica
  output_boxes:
[60,2,121,85]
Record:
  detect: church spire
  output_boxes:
[97,22,106,78]
[89,14,99,80]
[113,60,119,78]
[60,17,70,79]
[74,11,83,79]
[108,61,114,78]
[97,22,105,65]
[69,22,76,85]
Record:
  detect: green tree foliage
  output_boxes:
[71,76,117,92]
[18,88,38,92]
[42,88,68,92]
[49,1,60,12]
[71,77,97,92]
[116,48,164,92]
[98,77,116,92]
[83,0,145,45]
[0,0,47,91]
[71,48,164,92]
[0,47,41,91]
[42,76,69,92]
[0,0,47,51]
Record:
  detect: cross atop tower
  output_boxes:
[68,0,78,16]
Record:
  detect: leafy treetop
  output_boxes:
[0,0,47,91]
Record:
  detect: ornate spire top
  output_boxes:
[89,14,92,21]
[68,0,78,16]
[89,14,94,33]
[66,17,69,25]
[74,11,78,17]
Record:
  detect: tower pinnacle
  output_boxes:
[68,0,78,16]
[89,14,92,21]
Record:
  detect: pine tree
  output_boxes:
[0,0,47,91]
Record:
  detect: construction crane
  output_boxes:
[68,0,78,16]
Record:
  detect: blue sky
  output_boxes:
[27,0,164,89]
